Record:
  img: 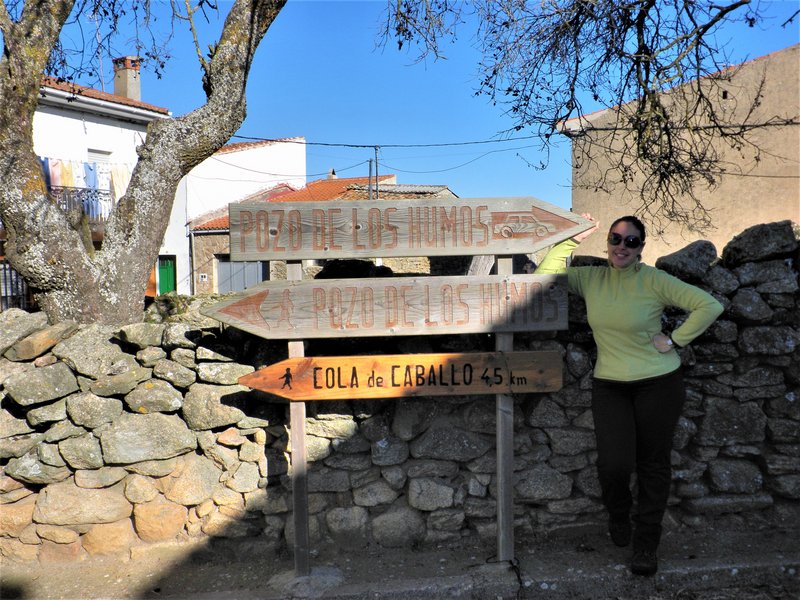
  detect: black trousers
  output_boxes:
[591,368,685,551]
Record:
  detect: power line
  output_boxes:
[382,144,540,174]
[224,132,800,180]
[231,133,541,149]
[199,155,370,180]
[220,133,550,178]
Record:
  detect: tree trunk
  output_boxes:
[0,0,286,324]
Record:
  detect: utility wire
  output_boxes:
[212,136,800,180]
[222,133,548,178]
[197,156,370,180]
[382,144,540,174]
[231,133,541,149]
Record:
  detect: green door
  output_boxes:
[158,256,177,295]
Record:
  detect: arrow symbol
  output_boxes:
[219,289,270,327]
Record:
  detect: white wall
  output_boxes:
[33,105,146,164]
[161,138,306,295]
[34,101,306,298]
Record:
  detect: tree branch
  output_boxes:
[0,1,14,33]
[101,0,287,293]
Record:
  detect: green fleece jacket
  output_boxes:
[536,239,724,382]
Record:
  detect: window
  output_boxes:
[88,149,112,163]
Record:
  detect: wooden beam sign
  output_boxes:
[240,352,562,401]
[230,197,593,261]
[201,274,566,339]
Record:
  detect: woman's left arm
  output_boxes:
[653,272,724,351]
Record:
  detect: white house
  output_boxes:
[162,137,306,295]
[18,56,307,306]
[33,58,170,228]
[3,58,170,310]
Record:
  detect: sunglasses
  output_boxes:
[607,232,643,249]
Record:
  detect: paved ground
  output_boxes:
[2,514,798,599]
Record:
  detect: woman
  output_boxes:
[536,215,723,576]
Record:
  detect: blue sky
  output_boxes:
[131,0,800,210]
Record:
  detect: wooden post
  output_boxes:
[209,198,589,571]
[495,255,514,562]
[287,260,310,576]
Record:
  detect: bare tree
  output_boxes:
[384,0,799,232]
[0,0,286,324]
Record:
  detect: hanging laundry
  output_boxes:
[110,163,132,201]
[71,160,86,189]
[100,195,112,221]
[48,158,62,188]
[60,160,75,187]
[40,158,51,188]
[81,193,94,219]
[96,163,112,192]
[84,162,98,190]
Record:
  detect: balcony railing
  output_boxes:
[0,259,32,312]
[0,159,127,311]
[0,186,115,232]
[50,186,115,223]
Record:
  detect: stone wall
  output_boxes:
[191,233,229,295]
[0,221,798,564]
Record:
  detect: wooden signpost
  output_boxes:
[230,197,591,260]
[239,351,562,401]
[203,197,592,577]
[201,274,566,339]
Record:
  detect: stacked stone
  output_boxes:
[0,319,286,562]
[520,220,800,531]
[659,221,800,518]
[0,220,797,564]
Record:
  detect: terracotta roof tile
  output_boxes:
[191,175,398,232]
[40,76,170,115]
[193,176,455,233]
[269,175,396,202]
[340,184,455,200]
[191,183,297,231]
[196,215,229,231]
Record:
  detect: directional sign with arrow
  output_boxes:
[230,197,593,261]
[239,351,562,401]
[211,196,585,575]
[201,273,566,339]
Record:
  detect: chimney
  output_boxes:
[112,56,141,101]
[327,168,337,179]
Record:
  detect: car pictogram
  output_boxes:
[491,210,557,239]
